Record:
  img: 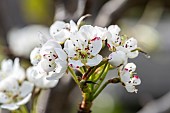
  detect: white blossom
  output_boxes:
[26,66,59,88]
[119,63,141,93]
[0,77,34,110]
[0,58,25,82]
[49,20,78,43]
[116,38,139,58]
[30,39,67,82]
[107,25,122,50]
[64,26,103,68]
[0,59,33,110]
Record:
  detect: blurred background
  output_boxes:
[0,0,170,113]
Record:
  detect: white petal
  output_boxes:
[38,59,56,73]
[35,75,58,88]
[124,37,137,51]
[131,75,141,85]
[38,32,49,44]
[55,59,67,74]
[54,48,67,61]
[127,51,139,58]
[52,30,70,43]
[49,20,70,42]
[86,54,102,66]
[0,92,11,103]
[124,63,136,72]
[20,81,34,97]
[64,40,76,57]
[108,25,121,34]
[70,20,78,32]
[17,93,32,106]
[79,25,96,39]
[26,67,58,88]
[94,26,108,40]
[68,59,84,68]
[0,78,19,95]
[108,51,127,67]
[30,48,41,65]
[47,59,67,80]
[120,71,131,83]
[89,37,102,56]
[1,59,13,73]
[12,58,25,82]
[125,85,138,93]
[41,39,61,53]
[1,103,19,110]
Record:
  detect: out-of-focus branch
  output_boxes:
[54,0,87,21]
[36,89,51,113]
[94,0,127,27]
[46,75,77,113]
[137,92,170,113]
[137,0,164,28]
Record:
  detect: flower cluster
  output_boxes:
[0,58,34,110]
[0,15,145,112]
[28,16,142,93]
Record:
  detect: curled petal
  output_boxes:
[1,103,19,111]
[86,54,102,66]
[16,93,32,106]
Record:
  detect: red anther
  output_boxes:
[134,75,139,79]
[70,64,73,67]
[107,44,111,48]
[125,68,128,71]
[91,37,100,41]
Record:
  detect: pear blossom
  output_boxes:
[107,25,122,50]
[30,39,67,81]
[0,58,25,82]
[0,77,34,110]
[119,63,141,93]
[50,20,78,43]
[108,50,127,67]
[64,27,103,68]
[116,38,139,58]
[26,66,59,88]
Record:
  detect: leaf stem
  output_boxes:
[92,63,109,95]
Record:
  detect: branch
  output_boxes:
[94,0,127,27]
[137,92,170,113]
